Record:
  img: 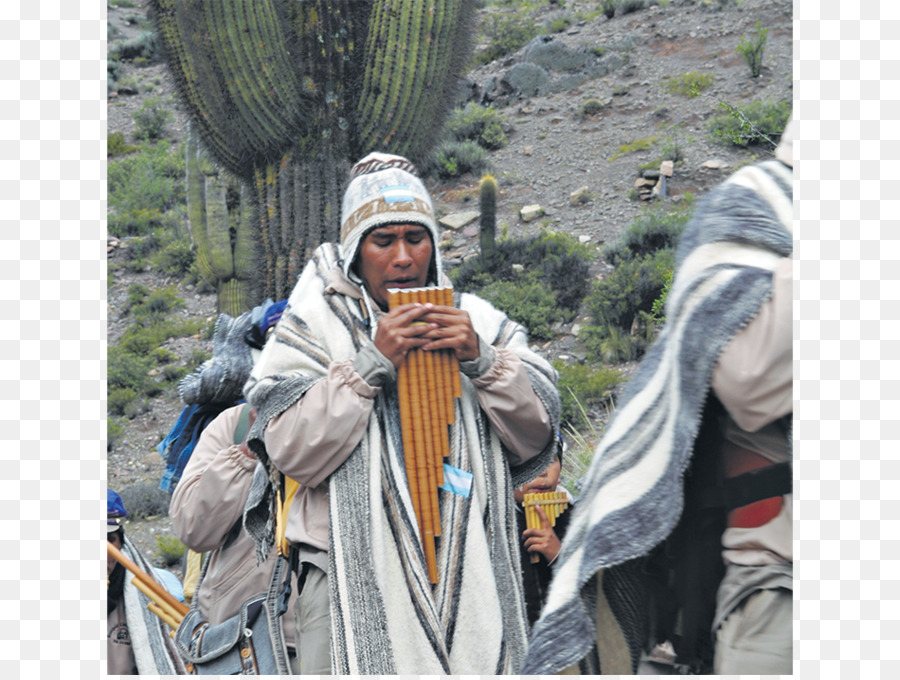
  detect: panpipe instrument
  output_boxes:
[387,286,461,584]
[107,541,189,634]
[523,491,570,563]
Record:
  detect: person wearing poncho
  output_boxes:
[522,120,794,675]
[242,152,560,674]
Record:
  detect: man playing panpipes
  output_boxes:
[242,152,560,674]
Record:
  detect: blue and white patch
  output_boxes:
[440,463,473,498]
[380,184,416,204]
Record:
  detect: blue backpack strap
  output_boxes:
[233,403,251,445]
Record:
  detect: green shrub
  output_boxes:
[430,140,491,179]
[109,29,159,62]
[473,14,540,65]
[110,0,138,7]
[108,387,138,417]
[452,231,593,326]
[133,96,173,140]
[709,99,791,148]
[736,21,768,78]
[153,236,194,277]
[664,71,713,98]
[156,535,187,567]
[107,59,121,93]
[609,136,657,162]
[108,141,184,237]
[553,360,622,429]
[131,285,185,319]
[583,248,674,362]
[581,98,605,116]
[107,417,126,450]
[618,0,646,14]
[107,131,139,157]
[549,16,573,33]
[445,103,509,151]
[120,318,202,356]
[602,0,616,19]
[601,208,688,267]
[119,482,170,520]
[108,345,152,392]
[479,274,562,342]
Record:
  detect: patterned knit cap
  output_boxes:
[340,152,441,285]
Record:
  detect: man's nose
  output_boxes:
[393,241,413,266]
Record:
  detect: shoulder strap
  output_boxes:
[232,403,251,445]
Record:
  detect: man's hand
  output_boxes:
[522,505,562,562]
[418,305,480,362]
[373,302,437,370]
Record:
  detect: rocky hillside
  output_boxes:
[107,0,792,561]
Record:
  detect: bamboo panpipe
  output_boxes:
[388,286,462,584]
[523,491,570,564]
[107,541,189,631]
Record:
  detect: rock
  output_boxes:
[523,146,533,156]
[652,174,667,198]
[462,225,479,238]
[439,210,479,230]
[578,235,592,244]
[512,264,525,273]
[570,186,591,205]
[520,204,543,222]
[660,160,674,176]
[641,170,661,180]
[701,158,728,169]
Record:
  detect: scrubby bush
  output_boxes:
[107,417,126,451]
[107,131,139,157]
[118,482,170,520]
[153,236,194,277]
[665,71,713,98]
[736,21,768,78]
[600,207,688,267]
[553,360,623,429]
[618,0,646,15]
[602,0,616,19]
[473,14,540,65]
[108,141,184,236]
[429,140,491,179]
[581,98,605,116]
[452,231,593,332]
[709,99,791,148]
[133,96,174,140]
[109,29,159,62]
[445,103,509,151]
[156,535,187,567]
[479,274,562,342]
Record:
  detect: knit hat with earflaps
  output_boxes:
[339,152,441,286]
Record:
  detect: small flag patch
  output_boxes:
[380,184,416,204]
[440,464,473,498]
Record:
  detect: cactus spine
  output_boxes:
[479,174,498,261]
[152,0,477,304]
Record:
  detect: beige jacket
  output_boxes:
[170,405,297,647]
[263,270,554,551]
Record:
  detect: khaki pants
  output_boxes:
[294,561,331,674]
[714,586,792,675]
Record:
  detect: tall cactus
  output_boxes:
[185,126,258,316]
[151,0,478,303]
[479,173,498,261]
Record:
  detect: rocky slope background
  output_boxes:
[106,0,791,562]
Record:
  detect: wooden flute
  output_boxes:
[523,491,570,563]
[107,541,188,633]
[387,286,461,584]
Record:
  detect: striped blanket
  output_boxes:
[120,536,187,675]
[243,243,560,674]
[522,157,793,674]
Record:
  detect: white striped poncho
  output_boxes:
[243,243,560,674]
[522,157,793,674]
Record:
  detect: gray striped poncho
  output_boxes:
[120,536,187,675]
[522,157,793,674]
[243,243,560,674]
